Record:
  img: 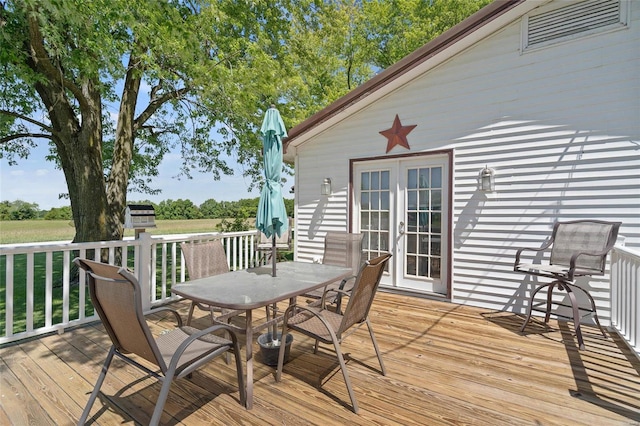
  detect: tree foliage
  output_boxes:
[0,0,490,243]
[0,200,39,220]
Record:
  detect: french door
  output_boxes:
[353,154,449,295]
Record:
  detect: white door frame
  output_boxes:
[350,150,453,298]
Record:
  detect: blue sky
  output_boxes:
[1,77,293,210]
[0,143,292,210]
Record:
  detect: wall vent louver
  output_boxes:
[524,0,624,50]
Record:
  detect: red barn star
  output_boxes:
[379,114,417,153]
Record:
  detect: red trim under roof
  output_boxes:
[284,0,526,150]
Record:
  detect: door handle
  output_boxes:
[399,221,405,235]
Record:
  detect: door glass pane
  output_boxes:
[432,190,442,211]
[408,169,417,189]
[419,190,429,210]
[380,232,389,251]
[407,212,417,232]
[431,257,441,278]
[404,165,444,281]
[407,234,417,254]
[408,191,417,210]
[361,192,369,210]
[407,256,416,275]
[380,211,389,230]
[432,212,441,234]
[371,212,379,230]
[361,172,370,190]
[381,191,390,210]
[359,169,390,261]
[419,169,429,188]
[381,171,390,189]
[431,167,442,188]
[371,171,379,190]
[360,212,369,230]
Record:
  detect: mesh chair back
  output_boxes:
[75,258,164,368]
[549,220,621,273]
[257,227,292,250]
[322,232,364,275]
[338,253,391,335]
[181,240,229,280]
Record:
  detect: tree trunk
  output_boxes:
[25,12,124,244]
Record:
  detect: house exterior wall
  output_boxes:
[292,0,640,323]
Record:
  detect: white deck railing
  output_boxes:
[1,234,638,356]
[0,231,264,345]
[610,245,640,358]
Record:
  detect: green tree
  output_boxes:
[361,0,492,68]
[0,201,10,220]
[4,199,39,220]
[44,206,72,220]
[199,199,223,219]
[155,199,201,220]
[0,0,331,242]
[1,0,488,243]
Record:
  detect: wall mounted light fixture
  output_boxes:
[321,178,332,195]
[479,165,495,192]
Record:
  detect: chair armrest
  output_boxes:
[168,323,242,372]
[514,244,552,270]
[320,287,351,307]
[144,307,183,327]
[282,304,337,340]
[337,275,357,290]
[567,248,612,281]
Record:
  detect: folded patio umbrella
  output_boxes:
[256,105,288,277]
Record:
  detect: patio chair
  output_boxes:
[275,252,392,413]
[305,231,364,312]
[514,220,621,350]
[180,240,238,325]
[257,219,292,262]
[74,258,245,425]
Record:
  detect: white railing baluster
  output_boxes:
[0,230,268,344]
[5,253,14,338]
[63,250,70,324]
[26,252,34,333]
[45,251,53,328]
[610,245,640,358]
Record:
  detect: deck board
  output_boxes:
[1,293,639,425]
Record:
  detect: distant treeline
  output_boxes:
[0,198,295,221]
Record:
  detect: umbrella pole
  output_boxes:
[271,232,277,277]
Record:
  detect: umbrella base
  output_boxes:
[258,332,293,366]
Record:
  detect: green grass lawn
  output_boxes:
[0,218,226,244]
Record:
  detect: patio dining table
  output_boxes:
[171,261,352,409]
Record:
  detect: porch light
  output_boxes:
[479,165,495,192]
[321,178,332,196]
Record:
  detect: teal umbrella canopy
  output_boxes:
[256,106,288,239]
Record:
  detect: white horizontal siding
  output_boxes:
[293,0,640,322]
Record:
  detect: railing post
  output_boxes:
[137,232,153,311]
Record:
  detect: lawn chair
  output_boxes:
[276,253,392,413]
[180,240,238,325]
[305,231,364,312]
[257,222,292,262]
[74,258,245,425]
[514,220,621,350]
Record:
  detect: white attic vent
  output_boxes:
[523,0,626,51]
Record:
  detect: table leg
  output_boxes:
[245,308,253,409]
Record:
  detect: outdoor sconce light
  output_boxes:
[479,165,495,192]
[321,178,332,196]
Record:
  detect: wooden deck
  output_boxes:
[1,292,639,425]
